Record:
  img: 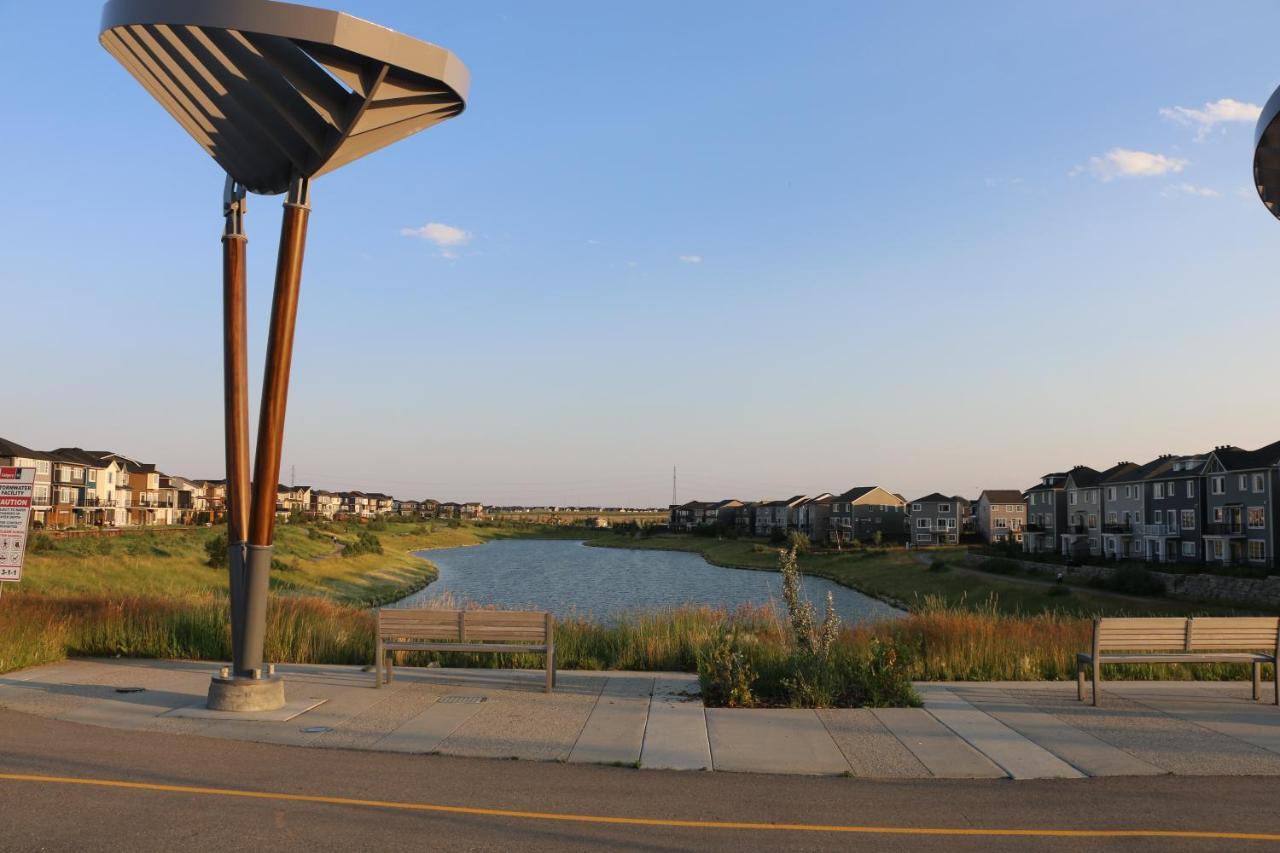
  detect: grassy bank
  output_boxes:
[19,519,578,605]
[2,591,1264,703]
[586,534,1241,616]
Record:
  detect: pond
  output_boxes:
[394,539,903,624]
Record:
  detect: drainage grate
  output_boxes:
[301,726,332,734]
[438,695,486,705]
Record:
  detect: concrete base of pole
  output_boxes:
[206,674,286,712]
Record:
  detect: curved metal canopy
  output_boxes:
[100,0,469,195]
[1254,84,1280,219]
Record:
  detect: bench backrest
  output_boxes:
[1188,617,1280,652]
[1095,616,1280,653]
[378,608,550,644]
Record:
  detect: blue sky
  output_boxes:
[2,1,1279,505]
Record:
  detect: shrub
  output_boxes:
[982,558,1021,575]
[871,530,883,547]
[697,628,756,708]
[779,546,838,658]
[343,531,383,558]
[204,531,228,568]
[1104,565,1165,597]
[787,530,811,554]
[28,533,56,554]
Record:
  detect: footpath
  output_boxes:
[4,659,1280,779]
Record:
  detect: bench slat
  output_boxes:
[1083,652,1274,664]
[383,642,548,653]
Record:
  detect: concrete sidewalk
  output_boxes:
[4,659,1280,779]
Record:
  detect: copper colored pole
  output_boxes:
[222,234,251,544]
[248,187,309,546]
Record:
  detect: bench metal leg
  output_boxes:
[1076,660,1086,702]
[386,650,394,685]
[1253,661,1261,701]
[375,638,383,689]
[545,647,554,694]
[1093,660,1101,707]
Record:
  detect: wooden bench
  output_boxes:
[375,608,555,692]
[1077,617,1280,706]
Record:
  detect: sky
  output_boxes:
[3,1,1280,506]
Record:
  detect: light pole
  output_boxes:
[100,0,469,711]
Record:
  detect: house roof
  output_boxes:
[50,447,114,469]
[0,437,56,461]
[839,486,877,501]
[1211,440,1280,471]
[909,492,954,505]
[1063,465,1103,487]
[981,490,1024,503]
[711,499,743,509]
[762,495,807,508]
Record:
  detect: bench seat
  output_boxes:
[1078,652,1275,665]
[376,608,556,692]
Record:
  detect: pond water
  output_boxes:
[394,539,903,624]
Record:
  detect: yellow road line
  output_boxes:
[1,771,1277,841]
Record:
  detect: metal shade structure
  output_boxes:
[1254,84,1280,218]
[100,0,468,711]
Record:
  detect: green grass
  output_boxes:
[586,534,1249,617]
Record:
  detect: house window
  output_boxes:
[1212,477,1225,495]
[1124,486,1132,499]
[1248,507,1265,529]
[939,504,950,513]
[1212,540,1224,559]
[1154,483,1164,499]
[1240,475,1249,490]
[1107,487,1116,501]
[1087,514,1097,528]
[1070,493,1078,506]
[996,518,1008,529]
[915,534,932,543]
[1106,512,1117,524]
[1213,507,1224,523]
[36,460,49,475]
[1254,473,1266,493]
[1181,510,1195,530]
[917,518,929,529]
[1088,538,1098,551]
[912,503,921,512]
[33,485,49,503]
[1249,540,1266,562]
[1182,542,1196,557]
[1186,480,1195,498]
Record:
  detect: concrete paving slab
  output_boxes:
[641,681,710,771]
[817,709,930,778]
[374,696,476,753]
[162,697,326,722]
[706,709,850,775]
[949,686,1163,777]
[1011,685,1280,776]
[1106,688,1280,755]
[919,686,1083,779]
[871,707,1005,778]
[438,691,599,761]
[568,676,653,766]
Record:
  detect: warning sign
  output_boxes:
[0,467,34,582]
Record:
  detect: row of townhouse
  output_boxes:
[3,435,486,531]
[670,487,911,544]
[1022,440,1280,569]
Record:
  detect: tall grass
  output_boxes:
[1,592,1263,694]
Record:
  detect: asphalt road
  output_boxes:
[1,710,1277,852]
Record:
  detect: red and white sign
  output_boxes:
[0,467,35,582]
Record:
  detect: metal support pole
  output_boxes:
[241,175,311,677]
[221,176,253,676]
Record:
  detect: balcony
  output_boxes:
[1064,524,1088,536]
[1204,521,1245,537]
[1102,522,1134,535]
[79,497,117,508]
[1139,523,1180,537]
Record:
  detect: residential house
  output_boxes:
[908,493,960,545]
[398,499,421,517]
[1142,452,1209,565]
[1022,472,1067,555]
[957,497,976,535]
[276,485,312,519]
[0,438,54,527]
[733,502,761,537]
[459,501,483,520]
[51,448,130,528]
[706,499,744,533]
[793,494,833,541]
[670,501,715,532]
[342,491,374,519]
[436,501,460,519]
[976,490,1026,544]
[1059,462,1137,559]
[1201,441,1280,569]
[194,479,227,524]
[824,486,907,545]
[309,489,343,519]
[754,496,807,538]
[1097,456,1183,562]
[420,499,440,517]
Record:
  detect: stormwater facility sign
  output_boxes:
[0,467,34,582]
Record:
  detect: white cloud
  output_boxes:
[1160,98,1261,140]
[678,255,703,264]
[1071,148,1188,181]
[1162,182,1221,198]
[399,222,471,258]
